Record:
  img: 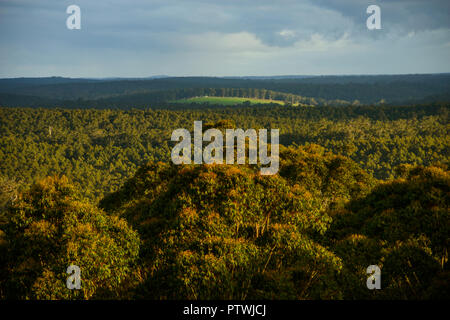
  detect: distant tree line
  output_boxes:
[1,74,450,108]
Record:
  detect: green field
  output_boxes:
[172,96,288,105]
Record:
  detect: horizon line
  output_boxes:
[1,72,450,81]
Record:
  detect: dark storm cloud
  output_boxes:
[315,0,450,32]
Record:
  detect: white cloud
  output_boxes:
[182,32,267,52]
[279,30,296,39]
[293,32,354,52]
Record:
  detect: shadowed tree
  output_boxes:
[329,165,449,299]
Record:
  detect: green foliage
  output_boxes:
[329,165,449,299]
[0,103,448,300]
[279,144,376,210]
[1,176,140,299]
[0,105,447,202]
[101,156,345,299]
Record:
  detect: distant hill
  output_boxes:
[1,74,449,108]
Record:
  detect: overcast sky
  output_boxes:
[0,0,449,77]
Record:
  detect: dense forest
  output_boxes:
[1,74,450,108]
[0,104,447,201]
[0,77,449,299]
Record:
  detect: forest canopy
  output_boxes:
[0,102,448,300]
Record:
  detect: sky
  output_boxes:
[0,0,449,78]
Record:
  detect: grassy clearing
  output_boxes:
[172,96,288,106]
